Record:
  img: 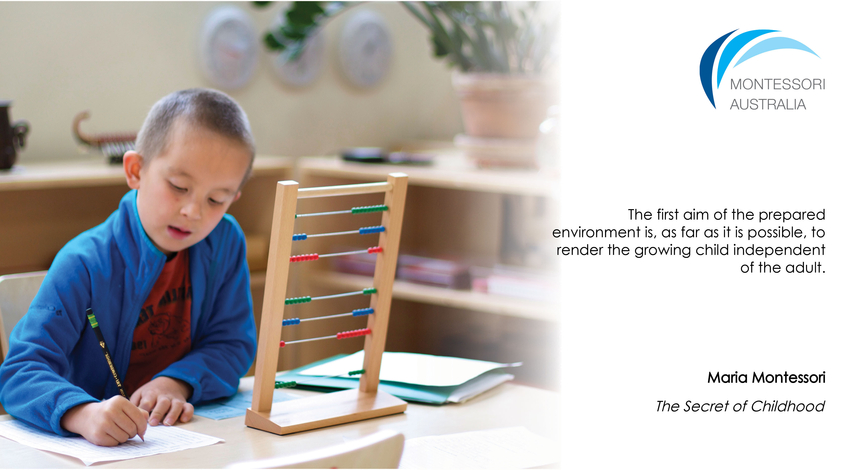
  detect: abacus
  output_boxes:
[246,173,409,435]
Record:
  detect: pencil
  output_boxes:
[86,308,128,398]
[86,308,145,442]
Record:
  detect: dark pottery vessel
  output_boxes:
[0,101,30,170]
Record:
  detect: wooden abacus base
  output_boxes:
[245,389,407,435]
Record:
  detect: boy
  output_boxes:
[0,88,258,446]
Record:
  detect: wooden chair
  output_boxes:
[0,270,46,415]
[225,429,405,469]
[0,271,46,362]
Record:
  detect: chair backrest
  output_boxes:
[0,271,47,362]
[226,430,405,469]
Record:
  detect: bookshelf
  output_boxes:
[296,153,559,198]
[0,155,293,276]
[309,270,557,322]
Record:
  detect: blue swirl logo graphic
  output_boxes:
[700,29,819,108]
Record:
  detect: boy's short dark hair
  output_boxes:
[135,88,255,184]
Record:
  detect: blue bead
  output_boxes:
[352,308,374,317]
[359,226,385,235]
[282,318,301,326]
[292,233,307,241]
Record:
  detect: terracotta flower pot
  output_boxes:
[452,72,556,139]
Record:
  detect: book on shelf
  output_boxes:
[332,251,557,302]
[275,351,520,405]
[333,253,471,289]
[471,265,558,302]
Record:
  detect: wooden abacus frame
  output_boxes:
[246,173,409,435]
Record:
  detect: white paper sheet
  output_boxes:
[0,419,223,466]
[299,351,520,387]
[399,426,559,469]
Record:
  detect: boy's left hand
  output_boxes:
[129,377,194,426]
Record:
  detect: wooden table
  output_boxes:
[0,377,561,468]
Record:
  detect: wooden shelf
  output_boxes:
[0,155,294,192]
[296,155,559,198]
[309,271,558,322]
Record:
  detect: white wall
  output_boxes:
[0,2,463,162]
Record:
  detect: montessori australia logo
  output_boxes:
[699,29,822,110]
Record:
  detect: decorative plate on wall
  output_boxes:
[199,6,259,90]
[270,29,326,88]
[337,10,393,89]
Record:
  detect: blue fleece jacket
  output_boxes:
[0,190,257,436]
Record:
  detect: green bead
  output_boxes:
[285,296,312,305]
[362,288,377,295]
[351,205,388,214]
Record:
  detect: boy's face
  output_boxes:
[123,120,251,255]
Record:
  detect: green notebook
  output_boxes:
[275,352,517,405]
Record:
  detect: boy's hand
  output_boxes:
[130,376,194,426]
[60,397,149,447]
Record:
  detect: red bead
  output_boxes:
[290,253,319,262]
[279,341,286,347]
[336,328,371,339]
[367,246,382,254]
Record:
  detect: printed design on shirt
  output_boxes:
[131,285,192,355]
[147,311,188,349]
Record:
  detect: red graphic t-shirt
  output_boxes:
[123,250,192,396]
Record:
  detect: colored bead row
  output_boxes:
[285,296,312,305]
[289,247,382,263]
[351,205,388,214]
[284,288,376,306]
[290,253,319,263]
[295,205,388,218]
[336,328,371,339]
[279,328,371,347]
[273,369,365,389]
[359,226,386,235]
[291,226,385,241]
[281,308,374,326]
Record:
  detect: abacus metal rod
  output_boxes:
[280,328,371,347]
[294,209,351,218]
[314,290,373,301]
[290,247,381,263]
[297,182,391,198]
[285,334,337,345]
[300,312,362,322]
[319,248,377,258]
[285,289,377,305]
[295,205,388,218]
[305,229,359,238]
[282,308,374,326]
[293,226,384,240]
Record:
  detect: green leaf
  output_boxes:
[431,34,450,58]
[422,4,468,68]
[287,2,325,26]
[264,1,357,62]
[264,31,285,51]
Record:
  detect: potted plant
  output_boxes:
[259,1,560,164]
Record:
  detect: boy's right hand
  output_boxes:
[60,396,149,447]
